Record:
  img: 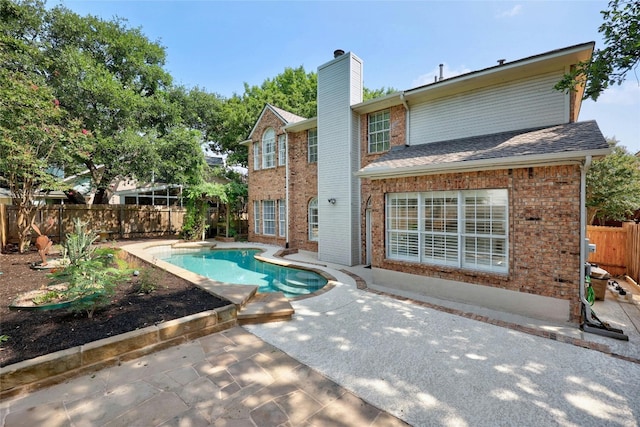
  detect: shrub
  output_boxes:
[50,237,131,318]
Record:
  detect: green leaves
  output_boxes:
[587,140,640,224]
[555,0,640,101]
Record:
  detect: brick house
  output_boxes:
[244,42,609,323]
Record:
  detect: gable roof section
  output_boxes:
[357,121,609,179]
[352,42,594,115]
[247,104,307,140]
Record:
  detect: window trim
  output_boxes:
[262,128,275,169]
[253,200,261,234]
[253,142,260,171]
[308,197,318,241]
[386,190,508,273]
[308,128,318,163]
[262,200,275,235]
[368,109,390,153]
[278,199,286,237]
[278,134,286,166]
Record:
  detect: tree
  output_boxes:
[0,0,88,252]
[216,66,396,167]
[2,1,212,206]
[154,127,206,186]
[555,0,639,100]
[586,139,640,224]
[214,66,317,167]
[43,4,176,203]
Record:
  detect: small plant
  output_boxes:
[65,218,98,265]
[0,335,9,346]
[134,268,159,294]
[50,235,131,318]
[32,290,61,305]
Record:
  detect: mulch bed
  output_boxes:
[0,241,230,367]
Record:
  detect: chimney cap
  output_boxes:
[497,59,506,65]
[333,49,345,58]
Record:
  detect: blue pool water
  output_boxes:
[158,249,328,298]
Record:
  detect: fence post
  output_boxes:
[0,204,6,250]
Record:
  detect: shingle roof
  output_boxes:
[358,121,608,177]
[268,104,307,124]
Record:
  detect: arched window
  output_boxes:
[308,198,318,241]
[262,128,275,168]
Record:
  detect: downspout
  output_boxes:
[400,92,410,145]
[579,155,592,309]
[284,130,290,248]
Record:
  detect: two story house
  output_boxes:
[244,42,609,324]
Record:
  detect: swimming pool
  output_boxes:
[157,248,328,298]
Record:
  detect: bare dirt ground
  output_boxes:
[0,241,229,367]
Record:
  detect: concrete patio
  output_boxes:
[1,242,639,426]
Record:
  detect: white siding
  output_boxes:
[409,71,566,145]
[317,53,363,266]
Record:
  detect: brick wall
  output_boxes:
[247,104,583,322]
[369,165,583,322]
[360,105,406,264]
[288,130,318,252]
[246,107,318,251]
[247,108,287,246]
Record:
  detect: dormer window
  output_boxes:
[368,109,390,153]
[262,128,275,169]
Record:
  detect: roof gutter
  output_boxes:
[355,148,610,179]
[283,117,317,133]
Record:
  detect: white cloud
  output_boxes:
[412,64,472,88]
[496,4,523,19]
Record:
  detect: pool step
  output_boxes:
[271,279,313,296]
[238,292,294,325]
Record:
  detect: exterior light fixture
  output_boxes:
[328,198,336,204]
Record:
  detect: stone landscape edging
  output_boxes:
[0,304,237,400]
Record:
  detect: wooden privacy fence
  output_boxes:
[587,223,640,284]
[1,205,187,249]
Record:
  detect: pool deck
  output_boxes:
[2,240,639,426]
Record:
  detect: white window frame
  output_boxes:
[308,198,318,241]
[386,190,508,273]
[253,142,260,171]
[262,128,275,169]
[308,128,318,163]
[278,134,286,166]
[262,200,275,235]
[368,109,390,153]
[278,199,286,237]
[253,200,261,234]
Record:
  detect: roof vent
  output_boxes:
[497,59,506,65]
[334,49,345,58]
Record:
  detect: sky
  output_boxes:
[59,0,640,154]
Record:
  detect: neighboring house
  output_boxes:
[244,42,610,324]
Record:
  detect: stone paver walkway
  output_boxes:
[0,327,407,427]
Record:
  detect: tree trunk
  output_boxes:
[93,187,110,204]
[16,203,37,253]
[587,207,599,225]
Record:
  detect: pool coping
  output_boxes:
[125,240,338,304]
